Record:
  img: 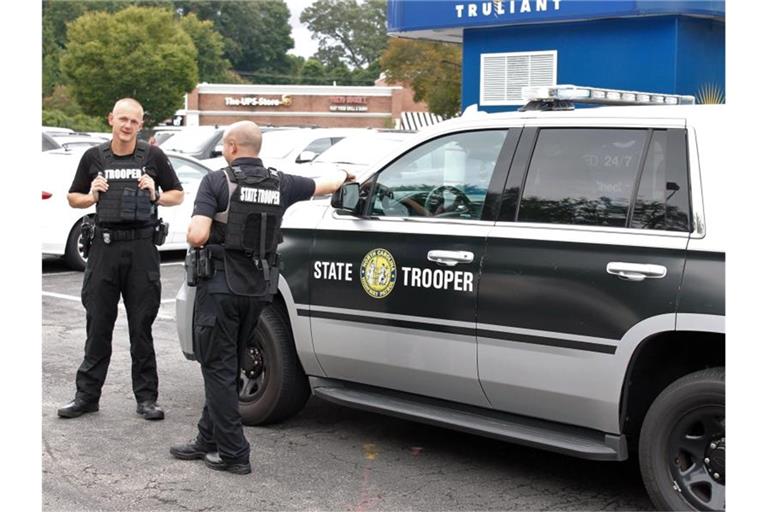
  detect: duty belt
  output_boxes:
[95,226,155,244]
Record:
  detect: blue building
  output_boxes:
[387,0,725,112]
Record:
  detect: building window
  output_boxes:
[480,51,557,106]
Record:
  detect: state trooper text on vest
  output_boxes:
[239,187,280,205]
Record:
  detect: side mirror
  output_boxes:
[296,150,317,163]
[331,182,361,213]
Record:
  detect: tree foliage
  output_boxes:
[175,1,294,80]
[59,6,198,126]
[42,85,110,132]
[178,13,231,83]
[300,0,387,70]
[299,59,327,85]
[381,39,462,118]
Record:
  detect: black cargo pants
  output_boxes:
[193,280,266,464]
[75,234,161,404]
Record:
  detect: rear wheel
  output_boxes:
[238,304,310,425]
[639,367,725,511]
[63,216,90,271]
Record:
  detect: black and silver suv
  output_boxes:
[177,86,725,511]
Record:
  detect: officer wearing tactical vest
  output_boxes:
[59,98,184,420]
[170,121,352,474]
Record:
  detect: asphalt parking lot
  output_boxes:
[42,252,653,511]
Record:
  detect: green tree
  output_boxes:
[300,0,387,70]
[299,59,326,85]
[178,12,230,83]
[42,84,110,131]
[381,39,462,118]
[60,6,198,126]
[175,1,294,81]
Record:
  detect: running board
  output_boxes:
[310,377,627,461]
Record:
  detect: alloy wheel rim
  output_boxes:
[667,405,725,511]
[239,345,266,402]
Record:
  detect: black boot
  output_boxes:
[204,452,252,475]
[170,439,216,460]
[136,401,165,420]
[57,398,99,419]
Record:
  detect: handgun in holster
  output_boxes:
[185,247,214,287]
[153,219,169,246]
[80,217,95,259]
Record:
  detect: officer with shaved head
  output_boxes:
[59,98,183,421]
[171,121,352,474]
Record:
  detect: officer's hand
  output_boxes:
[90,175,108,202]
[138,174,157,202]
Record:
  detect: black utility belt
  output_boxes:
[96,226,154,243]
[95,221,168,246]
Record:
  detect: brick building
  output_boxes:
[177,77,430,129]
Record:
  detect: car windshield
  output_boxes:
[314,133,411,165]
[259,130,311,159]
[161,128,219,153]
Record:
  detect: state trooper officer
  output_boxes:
[170,121,352,474]
[58,98,184,420]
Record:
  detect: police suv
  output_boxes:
[177,85,725,511]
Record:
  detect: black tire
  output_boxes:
[639,367,725,511]
[63,216,89,271]
[238,304,310,426]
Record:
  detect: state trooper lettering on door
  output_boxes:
[312,258,474,295]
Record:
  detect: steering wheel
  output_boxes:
[424,185,472,216]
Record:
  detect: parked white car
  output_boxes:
[202,127,366,174]
[41,147,212,270]
[292,130,416,180]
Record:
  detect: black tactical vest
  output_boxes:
[209,165,283,296]
[95,141,156,225]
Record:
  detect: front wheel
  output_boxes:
[238,304,310,426]
[639,367,725,511]
[63,216,90,271]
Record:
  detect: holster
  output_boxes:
[184,247,214,287]
[153,219,169,246]
[80,217,95,259]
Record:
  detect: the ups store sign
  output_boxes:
[183,82,428,128]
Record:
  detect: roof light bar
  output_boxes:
[522,85,695,107]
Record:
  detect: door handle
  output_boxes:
[606,262,667,282]
[427,250,474,267]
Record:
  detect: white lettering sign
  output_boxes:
[401,267,474,292]
[224,95,292,107]
[313,261,354,281]
[455,0,560,19]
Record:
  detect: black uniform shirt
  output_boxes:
[193,157,316,294]
[69,143,183,228]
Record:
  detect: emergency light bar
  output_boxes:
[520,85,695,111]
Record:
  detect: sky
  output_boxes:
[286,0,319,59]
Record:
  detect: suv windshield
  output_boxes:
[161,128,220,154]
[315,133,410,165]
[259,130,311,159]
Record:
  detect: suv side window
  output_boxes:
[630,130,691,231]
[367,130,506,220]
[518,129,648,227]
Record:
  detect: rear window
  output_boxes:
[514,128,690,231]
[518,129,647,227]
